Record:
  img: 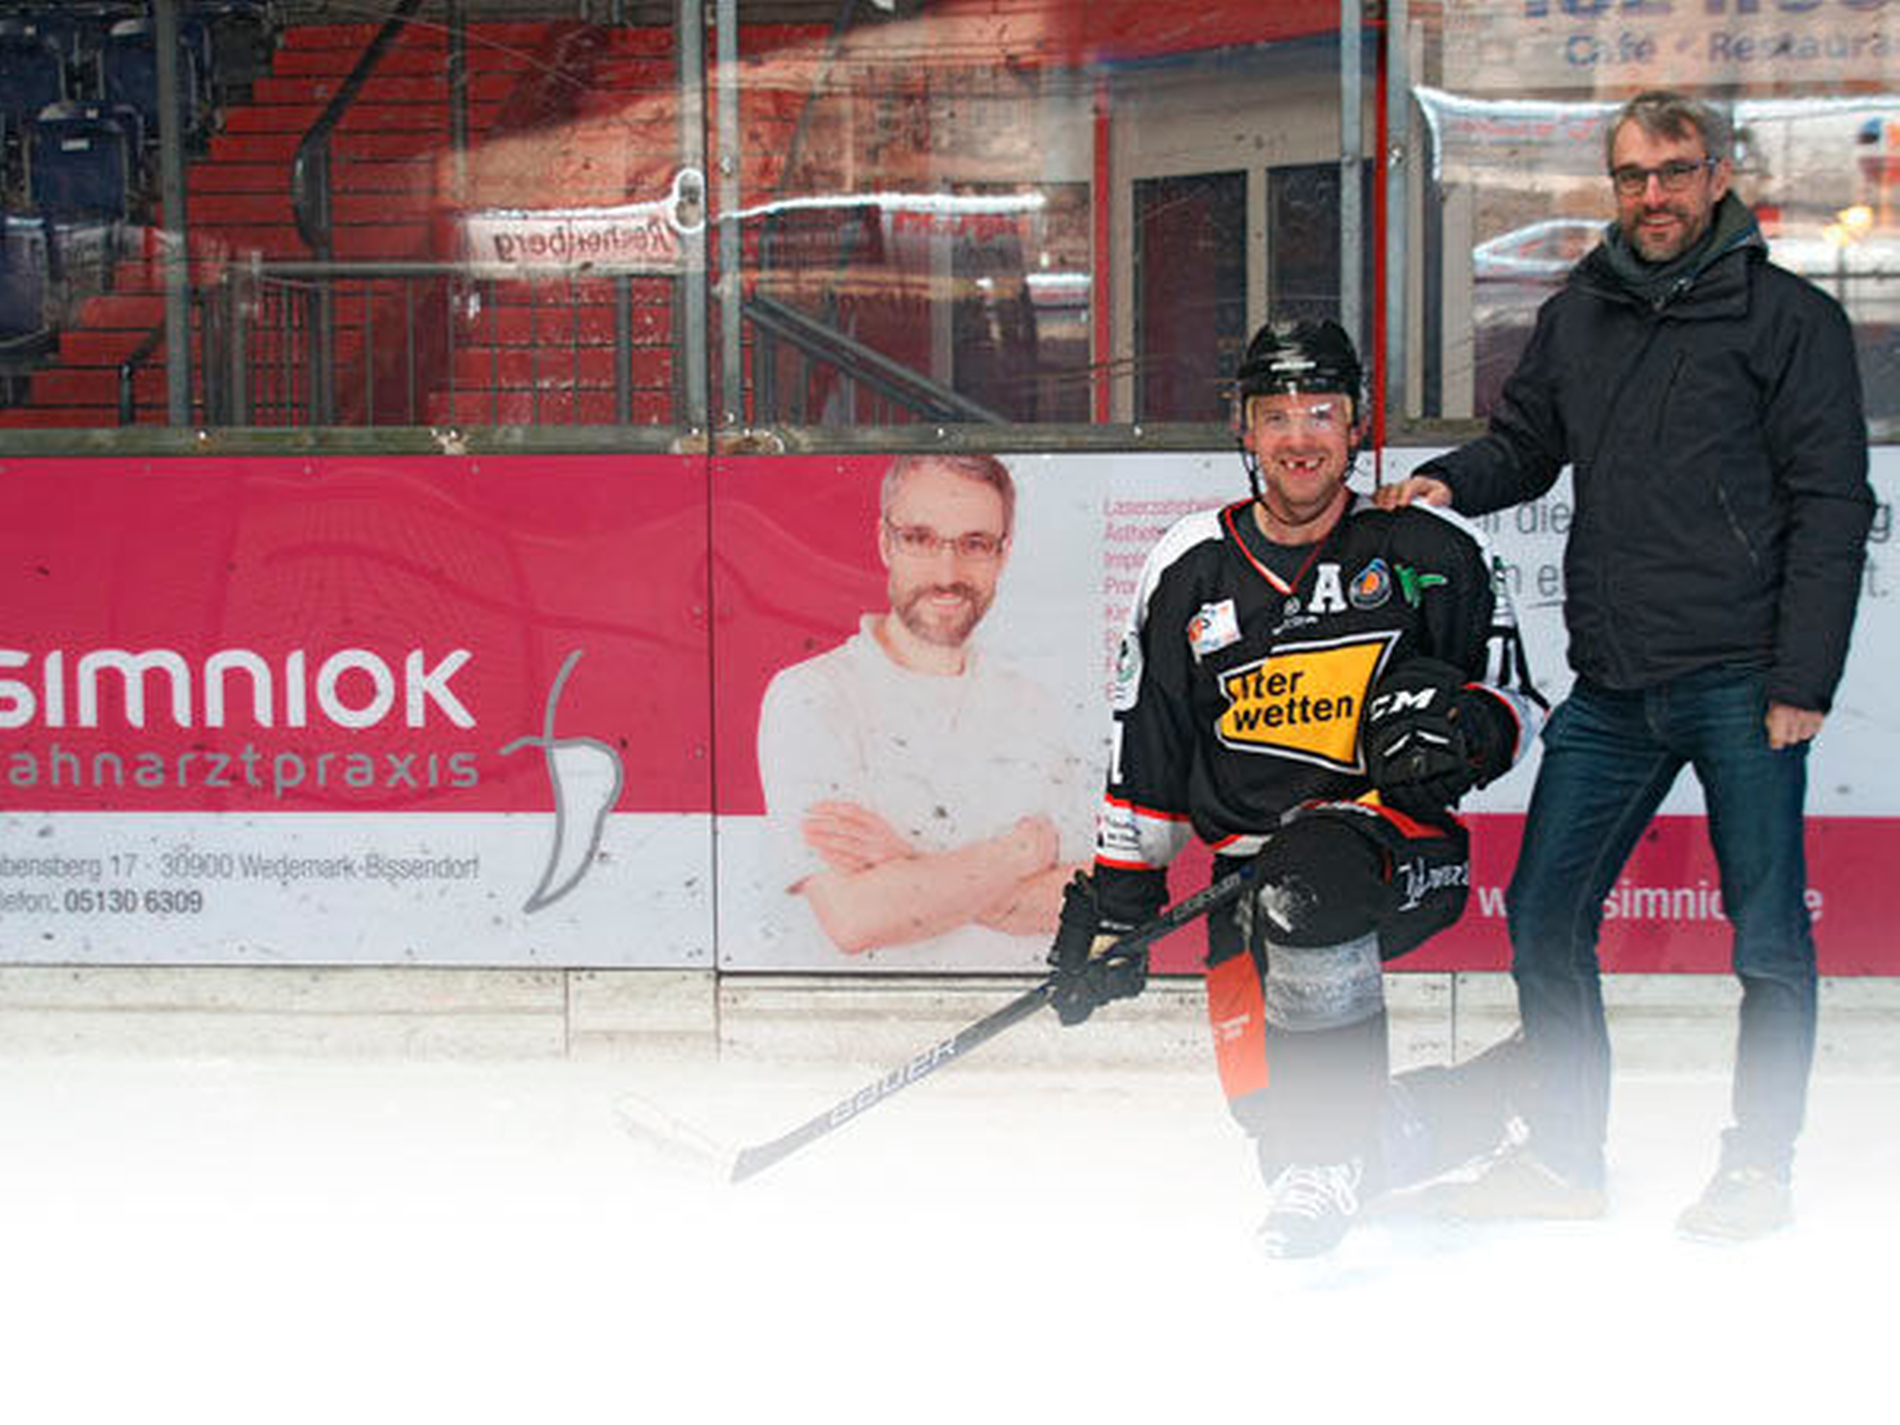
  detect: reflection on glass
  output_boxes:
[0,4,1371,434]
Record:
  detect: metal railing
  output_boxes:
[287,0,427,423]
[211,260,653,428]
[105,1,1002,432]
[746,290,1003,425]
[112,256,1009,430]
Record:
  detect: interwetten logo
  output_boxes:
[1214,630,1398,770]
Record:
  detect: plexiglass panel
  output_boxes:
[1407,2,1900,425]
[7,2,1894,437]
[0,1,1358,435]
[731,3,1355,432]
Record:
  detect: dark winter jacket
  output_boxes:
[1421,194,1875,711]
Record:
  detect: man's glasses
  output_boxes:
[1609,157,1717,197]
[884,520,1007,561]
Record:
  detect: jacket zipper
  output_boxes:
[1654,349,1686,444]
[1712,479,1763,571]
[1569,232,1761,683]
[1580,309,1665,686]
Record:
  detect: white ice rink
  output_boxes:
[3,1048,1894,1425]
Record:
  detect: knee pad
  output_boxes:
[1261,932,1385,1032]
[1241,809,1388,950]
[1240,812,1390,1032]
[1269,799,1471,963]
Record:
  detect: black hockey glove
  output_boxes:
[1046,871,1145,1028]
[1362,658,1512,816]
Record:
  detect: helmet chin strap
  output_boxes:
[1236,434,1365,509]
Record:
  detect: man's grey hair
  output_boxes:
[879,453,1017,537]
[1604,90,1731,169]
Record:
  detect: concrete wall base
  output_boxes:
[1,967,1895,1074]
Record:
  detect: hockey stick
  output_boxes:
[728,862,1255,1184]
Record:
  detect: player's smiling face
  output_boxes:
[1243,390,1359,533]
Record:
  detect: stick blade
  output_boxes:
[614,1090,739,1183]
[729,1138,793,1185]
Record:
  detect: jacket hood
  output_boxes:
[1583,192,1764,308]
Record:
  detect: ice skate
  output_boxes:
[1256,1158,1364,1259]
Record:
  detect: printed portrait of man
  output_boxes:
[754,453,1090,967]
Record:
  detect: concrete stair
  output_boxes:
[0,19,831,430]
[0,19,552,429]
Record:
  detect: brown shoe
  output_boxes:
[1420,1140,1607,1221]
[1676,1166,1793,1243]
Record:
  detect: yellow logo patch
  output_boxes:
[1214,631,1399,769]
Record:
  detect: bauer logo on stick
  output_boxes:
[826,1039,962,1128]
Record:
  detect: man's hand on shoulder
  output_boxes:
[1373,475,1452,511]
[1766,702,1825,750]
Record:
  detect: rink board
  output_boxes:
[709,451,1900,975]
[1,450,1894,971]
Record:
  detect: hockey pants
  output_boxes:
[1203,800,1517,1191]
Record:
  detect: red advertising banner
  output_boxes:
[1,455,712,965]
[1409,812,1891,977]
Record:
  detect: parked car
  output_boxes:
[1465,215,1900,420]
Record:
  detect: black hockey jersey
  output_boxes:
[1094,495,1541,927]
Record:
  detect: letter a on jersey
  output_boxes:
[1214,630,1399,770]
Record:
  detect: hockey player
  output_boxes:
[1048,318,1544,1259]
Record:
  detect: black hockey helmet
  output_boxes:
[1233,318,1363,418]
[1232,318,1367,499]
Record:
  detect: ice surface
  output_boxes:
[2,1052,1893,1424]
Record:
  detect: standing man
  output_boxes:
[757,453,1089,964]
[1378,90,1876,1240]
[1049,318,1545,1259]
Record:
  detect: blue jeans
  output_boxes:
[1506,669,1817,1186]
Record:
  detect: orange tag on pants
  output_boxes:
[1205,952,1268,1101]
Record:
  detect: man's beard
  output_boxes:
[894,580,991,647]
[1632,201,1710,262]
